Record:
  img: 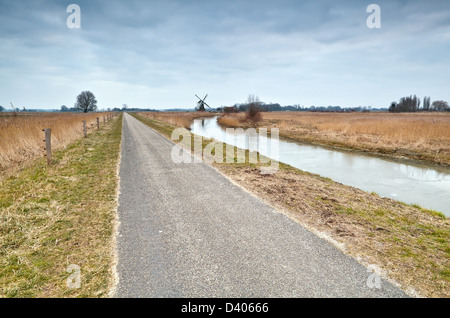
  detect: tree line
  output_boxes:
[4,91,449,114]
[389,95,449,113]
[219,103,380,113]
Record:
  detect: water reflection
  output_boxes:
[191,117,450,216]
[397,164,450,182]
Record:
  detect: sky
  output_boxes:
[1,0,449,110]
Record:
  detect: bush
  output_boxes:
[245,94,262,123]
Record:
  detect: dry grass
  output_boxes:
[137,111,218,129]
[218,112,264,127]
[221,111,450,166]
[217,114,243,127]
[0,115,122,297]
[268,112,450,141]
[0,112,112,173]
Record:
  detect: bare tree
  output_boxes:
[389,95,420,112]
[75,91,97,113]
[423,96,431,111]
[431,100,449,111]
[245,94,262,123]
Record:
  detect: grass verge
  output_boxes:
[0,114,122,297]
[131,113,449,298]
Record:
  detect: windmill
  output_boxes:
[195,94,211,112]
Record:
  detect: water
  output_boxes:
[190,117,450,216]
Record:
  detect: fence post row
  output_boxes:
[42,114,112,166]
[42,128,52,166]
[83,120,87,138]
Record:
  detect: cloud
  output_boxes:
[0,0,449,109]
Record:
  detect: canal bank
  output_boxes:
[191,116,450,217]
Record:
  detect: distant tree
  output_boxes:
[389,95,420,112]
[388,102,397,113]
[245,94,262,123]
[122,104,128,111]
[0,105,4,112]
[61,105,69,112]
[75,91,97,113]
[431,100,449,111]
[400,95,419,112]
[423,96,431,111]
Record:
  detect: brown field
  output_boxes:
[0,112,112,173]
[137,111,218,129]
[219,111,450,166]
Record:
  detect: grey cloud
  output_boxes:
[1,0,449,108]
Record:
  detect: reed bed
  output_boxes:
[268,112,450,142]
[0,112,109,172]
[217,113,243,127]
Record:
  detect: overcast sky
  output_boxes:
[1,0,449,110]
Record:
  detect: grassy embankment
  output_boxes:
[0,114,122,297]
[218,112,450,167]
[131,112,449,298]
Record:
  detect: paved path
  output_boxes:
[115,113,407,297]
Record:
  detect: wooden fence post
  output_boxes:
[83,120,87,137]
[103,116,106,125]
[97,117,100,130]
[43,128,52,166]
